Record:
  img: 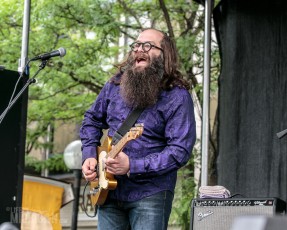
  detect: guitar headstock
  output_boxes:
[127,123,144,141]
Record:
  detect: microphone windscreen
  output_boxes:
[58,48,66,57]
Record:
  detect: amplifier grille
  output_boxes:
[190,198,286,230]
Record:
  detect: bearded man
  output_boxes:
[80,28,196,230]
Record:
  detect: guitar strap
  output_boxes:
[111,107,144,145]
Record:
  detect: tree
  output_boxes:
[0,0,220,228]
[0,0,217,150]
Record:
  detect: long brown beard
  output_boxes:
[120,54,164,108]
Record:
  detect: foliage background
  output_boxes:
[0,0,220,228]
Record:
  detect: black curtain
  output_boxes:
[214,0,287,201]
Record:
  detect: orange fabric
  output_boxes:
[21,180,64,230]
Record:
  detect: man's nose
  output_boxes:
[137,44,145,52]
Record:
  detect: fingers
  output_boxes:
[82,158,96,171]
[105,151,124,164]
[105,165,127,175]
[83,169,97,181]
[105,158,117,165]
[105,152,130,175]
[82,158,98,181]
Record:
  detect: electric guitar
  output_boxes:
[89,124,144,206]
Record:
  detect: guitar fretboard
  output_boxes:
[104,125,143,160]
[106,134,129,159]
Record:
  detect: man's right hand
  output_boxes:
[82,158,98,181]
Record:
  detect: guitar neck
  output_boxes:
[107,134,129,159]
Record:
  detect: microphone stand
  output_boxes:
[0,60,48,125]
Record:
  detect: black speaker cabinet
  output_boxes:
[0,69,28,226]
[190,198,286,230]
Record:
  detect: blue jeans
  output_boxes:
[98,191,174,230]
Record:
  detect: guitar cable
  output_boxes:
[82,180,98,217]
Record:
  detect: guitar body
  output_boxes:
[90,137,117,206]
[89,125,144,206]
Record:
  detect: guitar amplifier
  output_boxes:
[190,198,286,230]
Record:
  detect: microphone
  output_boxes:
[30,47,66,61]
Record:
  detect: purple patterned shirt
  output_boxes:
[80,74,196,202]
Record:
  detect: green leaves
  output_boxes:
[170,147,199,230]
[0,1,220,227]
[25,153,70,173]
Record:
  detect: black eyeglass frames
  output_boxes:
[130,42,163,52]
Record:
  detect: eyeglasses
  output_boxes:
[130,42,163,52]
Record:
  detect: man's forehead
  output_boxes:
[137,29,163,43]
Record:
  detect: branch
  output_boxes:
[5,22,22,28]
[69,71,103,93]
[118,24,144,41]
[30,83,81,100]
[181,10,197,36]
[54,3,85,24]
[158,0,174,39]
[192,13,205,36]
[117,0,142,27]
